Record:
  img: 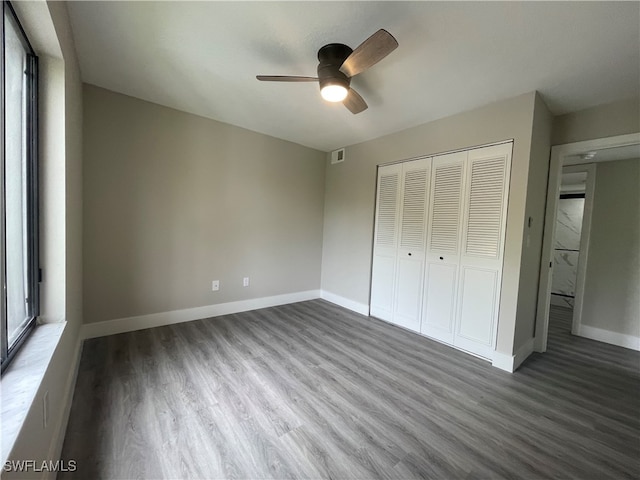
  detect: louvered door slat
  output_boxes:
[370,163,402,322]
[422,151,466,343]
[463,157,507,258]
[400,169,428,250]
[429,163,463,253]
[393,157,430,332]
[454,143,512,360]
[376,173,400,248]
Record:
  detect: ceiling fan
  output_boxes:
[257,29,398,114]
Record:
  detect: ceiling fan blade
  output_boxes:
[339,29,398,78]
[343,88,368,114]
[256,75,318,82]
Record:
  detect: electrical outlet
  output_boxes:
[212,280,220,291]
[43,391,49,429]
[243,277,250,287]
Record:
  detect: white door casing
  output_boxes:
[535,133,640,352]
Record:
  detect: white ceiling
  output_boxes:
[560,171,587,188]
[66,1,640,152]
[564,143,640,165]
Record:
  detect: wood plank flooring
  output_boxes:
[60,300,640,479]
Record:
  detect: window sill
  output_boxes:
[1,322,66,463]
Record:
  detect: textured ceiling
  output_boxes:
[66,1,640,152]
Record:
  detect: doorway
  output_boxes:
[548,166,593,336]
[535,133,640,352]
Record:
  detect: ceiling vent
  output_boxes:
[331,148,345,164]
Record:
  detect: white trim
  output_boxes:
[0,324,65,464]
[552,133,640,163]
[321,290,370,316]
[513,338,535,370]
[491,350,514,372]
[576,325,640,351]
[567,164,596,336]
[45,335,83,479]
[535,146,562,352]
[491,338,534,373]
[535,133,640,353]
[378,139,514,167]
[82,290,321,339]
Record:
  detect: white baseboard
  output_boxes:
[513,338,535,370]
[576,324,640,351]
[492,338,534,373]
[82,290,321,339]
[46,332,83,479]
[491,350,513,372]
[320,290,370,316]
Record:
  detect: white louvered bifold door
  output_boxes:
[454,143,512,359]
[421,151,467,343]
[370,163,403,321]
[393,158,431,332]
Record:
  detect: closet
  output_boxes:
[370,158,430,331]
[370,143,512,360]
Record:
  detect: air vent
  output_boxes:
[331,148,345,164]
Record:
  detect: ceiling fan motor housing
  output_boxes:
[317,43,352,92]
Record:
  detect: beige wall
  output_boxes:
[320,91,541,356]
[61,3,84,334]
[582,158,640,337]
[552,98,640,146]
[6,0,84,475]
[83,85,326,324]
[513,93,553,351]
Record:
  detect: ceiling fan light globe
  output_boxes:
[321,84,348,102]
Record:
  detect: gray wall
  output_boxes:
[320,91,545,356]
[83,85,326,324]
[552,98,640,146]
[582,158,640,337]
[513,93,553,351]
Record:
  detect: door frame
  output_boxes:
[558,163,596,335]
[534,132,640,352]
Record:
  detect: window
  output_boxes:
[1,1,39,373]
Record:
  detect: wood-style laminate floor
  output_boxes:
[60,301,640,479]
